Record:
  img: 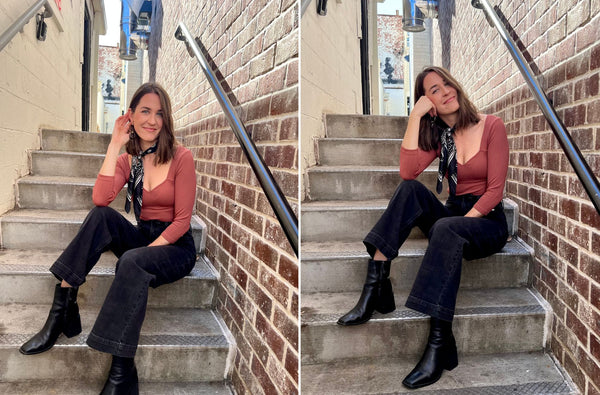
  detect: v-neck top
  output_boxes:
[399,115,509,215]
[92,145,196,243]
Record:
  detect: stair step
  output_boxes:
[301,287,548,364]
[17,175,126,210]
[301,352,577,394]
[0,209,207,253]
[326,114,409,139]
[41,129,111,154]
[0,381,233,395]
[300,198,518,243]
[32,151,106,178]
[0,303,232,382]
[0,249,217,308]
[318,137,403,166]
[307,165,443,201]
[300,238,532,293]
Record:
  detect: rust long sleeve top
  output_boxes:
[92,145,196,243]
[399,115,509,215]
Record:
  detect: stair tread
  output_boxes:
[18,175,98,185]
[0,249,216,280]
[301,352,577,394]
[301,237,528,260]
[0,303,228,348]
[33,150,106,158]
[320,137,403,142]
[0,208,135,223]
[301,287,545,324]
[0,381,233,395]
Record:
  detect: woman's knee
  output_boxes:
[428,217,460,238]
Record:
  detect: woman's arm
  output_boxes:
[93,112,132,206]
[400,96,439,179]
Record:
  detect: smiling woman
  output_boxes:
[19,82,197,394]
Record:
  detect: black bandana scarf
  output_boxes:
[437,126,457,196]
[125,143,158,221]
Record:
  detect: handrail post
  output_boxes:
[472,0,600,215]
[0,0,51,52]
[175,22,299,256]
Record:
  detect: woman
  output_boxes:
[19,82,197,394]
[337,67,509,389]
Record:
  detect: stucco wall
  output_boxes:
[0,0,104,215]
[300,1,363,198]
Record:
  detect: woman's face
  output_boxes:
[130,93,163,148]
[423,72,460,116]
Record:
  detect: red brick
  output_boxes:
[559,197,580,220]
[273,306,298,349]
[271,87,298,115]
[567,265,590,299]
[285,348,298,383]
[230,263,248,289]
[251,238,279,270]
[593,282,600,310]
[255,312,284,360]
[236,186,257,209]
[558,239,579,264]
[563,104,587,127]
[280,116,298,140]
[278,254,298,288]
[259,267,290,307]
[249,119,279,142]
[248,279,273,317]
[250,355,277,395]
[581,253,600,284]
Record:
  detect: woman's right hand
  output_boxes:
[110,110,132,148]
[410,96,437,120]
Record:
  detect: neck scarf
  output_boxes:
[437,126,457,196]
[125,143,158,221]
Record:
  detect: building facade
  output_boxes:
[151,1,299,393]
[433,1,600,393]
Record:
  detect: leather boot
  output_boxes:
[100,355,139,395]
[337,259,395,325]
[20,283,82,355]
[402,317,458,389]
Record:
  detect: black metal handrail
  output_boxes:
[0,0,52,52]
[472,0,600,215]
[175,22,298,256]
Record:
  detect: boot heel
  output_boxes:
[375,279,396,314]
[444,337,458,371]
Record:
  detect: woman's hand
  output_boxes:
[110,110,132,148]
[410,95,437,120]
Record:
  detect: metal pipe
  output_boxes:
[0,0,50,52]
[175,22,299,256]
[119,0,137,60]
[472,0,600,215]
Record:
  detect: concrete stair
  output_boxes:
[0,129,234,393]
[300,114,577,394]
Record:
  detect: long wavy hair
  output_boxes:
[126,82,176,165]
[414,66,480,151]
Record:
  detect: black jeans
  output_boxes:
[363,180,508,321]
[50,206,197,357]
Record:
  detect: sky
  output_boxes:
[378,0,403,16]
[99,0,121,47]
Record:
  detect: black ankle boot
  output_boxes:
[337,259,395,325]
[20,284,82,355]
[402,317,458,389]
[100,355,139,395]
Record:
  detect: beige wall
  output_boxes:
[301,1,363,198]
[0,0,105,215]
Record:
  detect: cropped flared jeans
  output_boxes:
[50,206,197,358]
[363,180,508,322]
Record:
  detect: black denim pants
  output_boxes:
[363,180,508,321]
[50,206,197,358]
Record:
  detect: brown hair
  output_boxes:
[126,82,176,165]
[414,66,480,151]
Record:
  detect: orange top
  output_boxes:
[92,145,196,243]
[399,115,509,215]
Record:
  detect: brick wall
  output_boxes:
[377,14,405,84]
[98,46,121,98]
[436,1,600,393]
[153,1,298,393]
